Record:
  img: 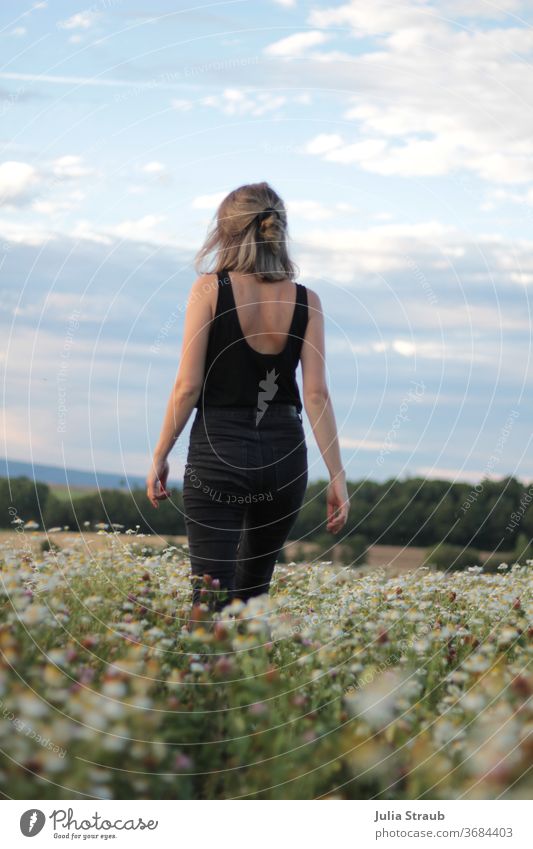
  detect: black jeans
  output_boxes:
[182,403,308,609]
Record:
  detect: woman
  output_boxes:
[146,181,349,613]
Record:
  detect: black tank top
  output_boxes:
[196,269,309,412]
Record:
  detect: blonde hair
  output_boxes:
[194,181,299,283]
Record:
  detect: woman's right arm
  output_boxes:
[300,289,350,533]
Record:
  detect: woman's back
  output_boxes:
[197,268,308,413]
[224,271,300,356]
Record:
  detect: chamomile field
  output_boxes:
[0,530,531,800]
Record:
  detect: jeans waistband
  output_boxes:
[197,403,302,420]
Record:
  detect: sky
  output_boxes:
[1,0,533,487]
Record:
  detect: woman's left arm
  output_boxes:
[146,275,214,508]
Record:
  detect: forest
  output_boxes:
[2,474,532,557]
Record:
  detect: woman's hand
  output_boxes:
[146,457,171,508]
[326,474,350,533]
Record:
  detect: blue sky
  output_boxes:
[1,0,533,486]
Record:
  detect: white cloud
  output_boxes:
[191,192,227,210]
[415,466,508,483]
[57,11,99,30]
[392,339,417,357]
[30,187,85,217]
[298,1,533,183]
[0,155,88,216]
[142,161,165,174]
[32,198,78,215]
[11,27,27,37]
[308,1,442,35]
[303,133,343,155]
[440,0,524,16]
[51,155,94,179]
[286,199,334,220]
[339,436,395,451]
[346,337,482,363]
[170,98,193,111]
[0,161,38,205]
[291,218,533,312]
[298,220,457,275]
[140,161,171,186]
[0,217,53,245]
[4,210,533,308]
[69,220,113,245]
[264,30,331,57]
[111,214,167,243]
[200,88,287,116]
[0,209,186,250]
[318,138,390,168]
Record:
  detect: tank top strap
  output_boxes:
[215,269,235,320]
[292,282,309,345]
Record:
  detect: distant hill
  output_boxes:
[0,458,181,491]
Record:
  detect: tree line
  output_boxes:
[1,474,532,554]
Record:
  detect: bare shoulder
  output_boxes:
[190,272,218,296]
[188,272,219,317]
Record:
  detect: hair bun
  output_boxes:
[256,206,280,225]
[257,207,281,254]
